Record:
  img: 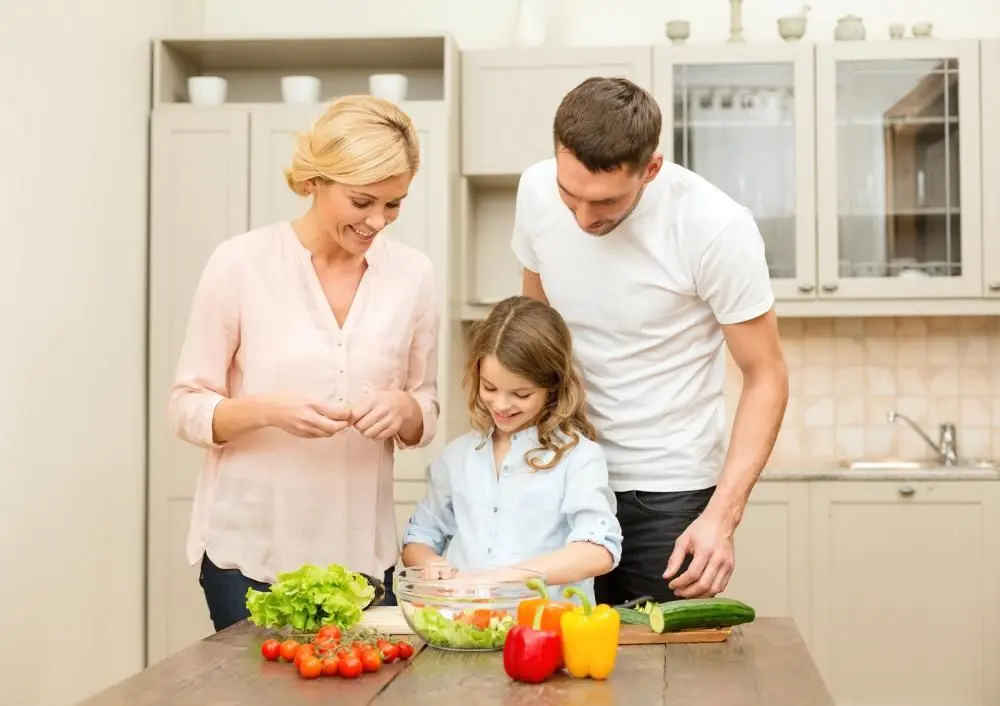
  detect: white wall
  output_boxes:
[0,1,201,705]
[204,0,1000,46]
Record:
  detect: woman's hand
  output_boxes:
[262,396,352,439]
[350,391,419,441]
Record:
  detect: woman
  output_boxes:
[168,95,440,632]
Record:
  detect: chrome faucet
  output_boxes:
[887,410,958,466]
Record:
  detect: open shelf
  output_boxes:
[153,35,449,105]
[459,174,522,318]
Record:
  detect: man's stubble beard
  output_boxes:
[588,183,648,237]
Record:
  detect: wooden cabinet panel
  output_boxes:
[723,481,811,643]
[461,47,653,175]
[147,108,250,664]
[809,480,1000,706]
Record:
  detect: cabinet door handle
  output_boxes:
[898,485,916,497]
[797,283,815,293]
[988,282,1000,292]
[821,283,839,293]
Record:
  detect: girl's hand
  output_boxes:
[262,396,351,439]
[350,391,415,441]
[421,557,457,580]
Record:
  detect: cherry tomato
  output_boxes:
[294,644,315,666]
[316,625,342,643]
[396,641,414,660]
[298,655,323,679]
[260,639,281,661]
[360,647,382,673]
[378,640,399,663]
[349,642,364,660]
[279,639,301,662]
[321,656,340,677]
[339,654,363,679]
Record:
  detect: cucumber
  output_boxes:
[658,597,756,632]
[615,603,665,632]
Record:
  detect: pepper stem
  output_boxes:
[562,586,592,615]
[532,603,546,630]
[526,577,549,601]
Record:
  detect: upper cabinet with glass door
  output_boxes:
[653,44,816,301]
[815,41,982,299]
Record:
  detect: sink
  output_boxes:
[841,458,1000,471]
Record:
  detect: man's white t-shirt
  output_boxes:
[510,158,775,493]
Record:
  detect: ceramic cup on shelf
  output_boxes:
[912,22,934,38]
[665,20,690,44]
[281,75,321,104]
[187,76,227,106]
[888,22,905,39]
[368,73,408,103]
[777,16,807,41]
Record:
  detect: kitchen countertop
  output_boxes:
[79,618,833,706]
[760,466,1000,482]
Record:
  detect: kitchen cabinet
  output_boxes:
[980,40,1000,298]
[146,35,464,664]
[722,481,812,642]
[653,43,816,303]
[460,47,653,176]
[814,40,982,301]
[808,480,1000,706]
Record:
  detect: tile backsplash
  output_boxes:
[724,316,1000,469]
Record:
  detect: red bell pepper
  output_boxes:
[502,604,563,684]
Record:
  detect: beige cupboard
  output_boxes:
[732,479,1000,706]
[458,40,1000,320]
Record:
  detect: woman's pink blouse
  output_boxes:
[168,222,439,583]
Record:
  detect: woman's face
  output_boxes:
[310,172,413,255]
[478,354,548,434]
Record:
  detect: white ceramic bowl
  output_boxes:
[368,73,408,103]
[188,76,227,106]
[281,75,321,104]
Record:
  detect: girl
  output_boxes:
[401,295,622,602]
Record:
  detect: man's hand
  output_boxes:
[662,511,736,598]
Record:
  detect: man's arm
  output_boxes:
[664,208,788,598]
[521,268,549,303]
[707,310,788,526]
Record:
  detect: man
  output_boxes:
[511,76,789,604]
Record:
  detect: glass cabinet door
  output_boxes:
[981,40,1000,299]
[815,41,982,299]
[653,45,816,300]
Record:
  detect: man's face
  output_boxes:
[554,146,663,236]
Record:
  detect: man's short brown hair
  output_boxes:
[553,76,662,173]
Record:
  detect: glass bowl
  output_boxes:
[393,567,544,651]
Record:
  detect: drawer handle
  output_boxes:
[899,485,915,497]
[821,283,839,293]
[988,282,1000,292]
[797,283,815,293]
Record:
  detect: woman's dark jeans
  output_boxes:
[198,553,397,632]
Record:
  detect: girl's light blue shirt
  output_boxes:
[401,425,624,604]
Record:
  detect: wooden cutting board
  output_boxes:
[619,623,732,644]
[356,606,415,635]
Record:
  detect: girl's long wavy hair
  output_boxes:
[464,295,598,471]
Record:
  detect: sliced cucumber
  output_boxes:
[646,604,666,633]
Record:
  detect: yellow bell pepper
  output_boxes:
[559,586,621,680]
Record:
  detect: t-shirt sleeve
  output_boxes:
[509,173,539,273]
[695,207,776,325]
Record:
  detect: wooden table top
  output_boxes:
[80,617,834,706]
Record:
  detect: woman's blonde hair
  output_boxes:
[284,94,420,196]
[464,295,597,471]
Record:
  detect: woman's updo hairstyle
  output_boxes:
[284,94,420,196]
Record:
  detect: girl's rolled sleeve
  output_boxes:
[561,444,624,568]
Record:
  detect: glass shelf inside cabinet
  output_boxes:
[673,63,797,281]
[835,58,961,280]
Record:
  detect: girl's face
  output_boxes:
[309,172,412,255]
[478,354,548,434]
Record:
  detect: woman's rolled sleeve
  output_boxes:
[167,240,241,449]
[561,445,624,569]
[395,262,441,451]
[401,457,456,554]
